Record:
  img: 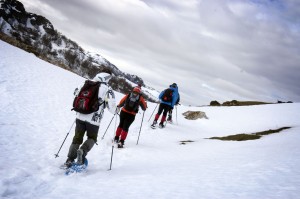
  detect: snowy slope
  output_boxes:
[1,40,300,199]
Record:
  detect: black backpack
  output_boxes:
[124,93,141,113]
[72,80,101,114]
[162,88,173,102]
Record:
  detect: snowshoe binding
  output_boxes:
[151,120,157,129]
[60,158,74,170]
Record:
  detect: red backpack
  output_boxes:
[162,88,173,102]
[72,80,101,114]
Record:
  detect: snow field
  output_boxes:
[1,40,300,199]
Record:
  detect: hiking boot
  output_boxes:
[167,115,172,121]
[114,136,119,143]
[151,120,157,128]
[76,149,85,165]
[118,140,125,148]
[167,115,173,123]
[159,122,165,128]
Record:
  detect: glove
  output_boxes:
[98,98,104,104]
[73,88,79,96]
[115,106,120,114]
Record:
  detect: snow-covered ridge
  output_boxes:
[0,0,158,102]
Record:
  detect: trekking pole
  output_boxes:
[148,103,158,122]
[107,109,119,171]
[101,113,117,140]
[176,105,178,125]
[108,140,115,171]
[54,119,76,158]
[136,111,145,145]
[114,110,118,132]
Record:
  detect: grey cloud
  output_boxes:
[21,0,300,105]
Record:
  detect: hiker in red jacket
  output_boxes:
[114,86,147,148]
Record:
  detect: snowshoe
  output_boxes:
[167,119,173,124]
[117,143,124,148]
[65,158,88,175]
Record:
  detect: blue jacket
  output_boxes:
[159,86,179,108]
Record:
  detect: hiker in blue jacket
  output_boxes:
[151,83,179,128]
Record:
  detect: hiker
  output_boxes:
[114,86,147,148]
[151,83,179,128]
[167,93,180,123]
[64,71,116,167]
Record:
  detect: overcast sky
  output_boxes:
[21,0,300,105]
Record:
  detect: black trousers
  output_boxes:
[118,110,136,132]
[72,119,99,144]
[68,119,99,160]
[157,103,172,117]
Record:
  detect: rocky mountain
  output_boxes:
[0,0,157,102]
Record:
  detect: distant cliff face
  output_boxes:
[0,0,157,102]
